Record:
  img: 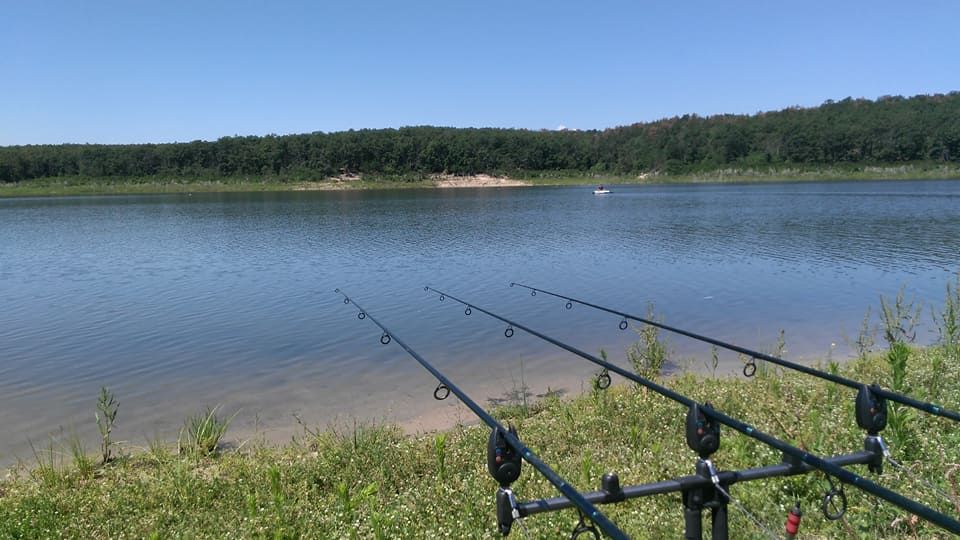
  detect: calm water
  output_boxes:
[2,180,959,464]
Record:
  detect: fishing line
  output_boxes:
[335,288,628,540]
[424,286,960,535]
[885,455,957,508]
[867,434,956,506]
[509,282,960,424]
[711,479,779,540]
[702,458,779,540]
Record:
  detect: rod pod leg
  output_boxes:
[710,502,729,540]
[496,488,515,536]
[683,489,704,540]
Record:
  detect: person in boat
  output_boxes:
[598,185,604,191]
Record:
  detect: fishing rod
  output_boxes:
[334,289,628,540]
[424,286,960,536]
[509,282,960,424]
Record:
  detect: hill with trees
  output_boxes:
[2,92,958,184]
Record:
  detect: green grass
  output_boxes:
[1,347,958,538]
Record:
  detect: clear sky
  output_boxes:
[2,0,958,145]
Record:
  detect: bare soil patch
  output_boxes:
[432,174,529,188]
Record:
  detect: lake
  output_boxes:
[2,179,959,465]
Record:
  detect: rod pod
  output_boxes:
[683,459,729,540]
[425,286,960,535]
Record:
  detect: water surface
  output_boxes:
[2,180,959,464]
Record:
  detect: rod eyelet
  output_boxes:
[465,307,472,316]
[743,360,757,378]
[380,333,391,345]
[597,371,611,390]
[565,301,573,310]
[571,511,600,540]
[358,312,366,320]
[343,298,350,304]
[531,290,536,296]
[439,295,445,301]
[433,383,450,400]
[821,485,847,520]
[619,319,628,330]
[504,327,514,338]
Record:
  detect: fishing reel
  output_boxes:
[855,384,887,435]
[686,402,720,458]
[488,425,522,487]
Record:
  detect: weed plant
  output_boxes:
[855,306,876,362]
[626,304,669,379]
[937,274,960,362]
[879,286,921,346]
[95,386,119,464]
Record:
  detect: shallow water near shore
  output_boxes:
[2,179,959,465]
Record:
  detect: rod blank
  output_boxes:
[510,282,960,423]
[335,289,628,540]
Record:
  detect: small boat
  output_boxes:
[593,186,611,195]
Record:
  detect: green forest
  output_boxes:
[2,92,958,184]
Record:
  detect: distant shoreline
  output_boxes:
[2,165,959,197]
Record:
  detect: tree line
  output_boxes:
[2,92,958,183]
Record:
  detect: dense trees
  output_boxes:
[2,92,958,183]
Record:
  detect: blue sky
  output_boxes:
[2,0,958,145]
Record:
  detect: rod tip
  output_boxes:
[334,288,340,293]
[423,286,429,291]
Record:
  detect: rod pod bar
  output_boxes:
[425,287,960,535]
[335,289,628,540]
[509,282,960,424]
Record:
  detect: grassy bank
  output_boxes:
[0,176,439,198]
[2,163,959,197]
[519,163,960,186]
[1,346,958,538]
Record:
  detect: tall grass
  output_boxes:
[64,430,94,480]
[178,406,235,457]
